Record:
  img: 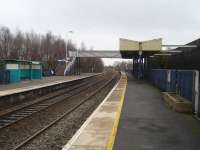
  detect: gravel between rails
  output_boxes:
[0,71,119,150]
[20,77,117,150]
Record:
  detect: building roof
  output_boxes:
[0,59,41,64]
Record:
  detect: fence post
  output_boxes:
[167,70,171,92]
[193,70,199,116]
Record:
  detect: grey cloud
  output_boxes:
[0,0,200,48]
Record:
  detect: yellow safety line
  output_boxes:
[107,76,127,150]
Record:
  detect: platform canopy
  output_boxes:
[119,38,162,51]
[119,38,162,58]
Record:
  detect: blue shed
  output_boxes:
[31,61,42,79]
[19,60,32,80]
[0,59,43,84]
[3,59,21,83]
[0,60,10,83]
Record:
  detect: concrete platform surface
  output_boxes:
[0,73,97,96]
[114,73,200,150]
[62,73,127,150]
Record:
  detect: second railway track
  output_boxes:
[0,71,120,150]
[0,73,105,129]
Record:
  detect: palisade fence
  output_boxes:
[149,69,199,116]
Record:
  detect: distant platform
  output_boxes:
[0,74,97,96]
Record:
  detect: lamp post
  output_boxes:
[64,30,74,76]
[66,30,74,61]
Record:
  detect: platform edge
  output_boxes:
[106,74,127,150]
[62,73,122,150]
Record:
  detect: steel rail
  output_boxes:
[0,74,106,129]
[11,74,118,150]
[0,74,104,117]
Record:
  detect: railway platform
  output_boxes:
[63,72,200,150]
[113,73,200,150]
[0,74,97,98]
[0,73,99,112]
[62,72,127,150]
[0,73,96,92]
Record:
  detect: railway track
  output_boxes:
[12,73,118,150]
[0,74,105,129]
[0,74,102,116]
[0,71,119,150]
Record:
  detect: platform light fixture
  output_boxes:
[160,50,182,53]
[162,45,197,48]
[154,53,172,56]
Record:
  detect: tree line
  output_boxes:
[0,26,103,73]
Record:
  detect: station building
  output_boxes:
[0,59,42,84]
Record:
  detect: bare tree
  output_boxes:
[0,26,13,59]
[10,30,24,59]
[0,26,104,73]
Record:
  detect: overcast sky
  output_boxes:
[0,0,200,65]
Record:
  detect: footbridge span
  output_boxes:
[68,38,196,79]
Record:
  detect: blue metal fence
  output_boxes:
[150,69,195,101]
[176,70,194,102]
[170,70,177,92]
[150,69,169,91]
[149,69,199,115]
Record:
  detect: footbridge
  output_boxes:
[67,38,197,79]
